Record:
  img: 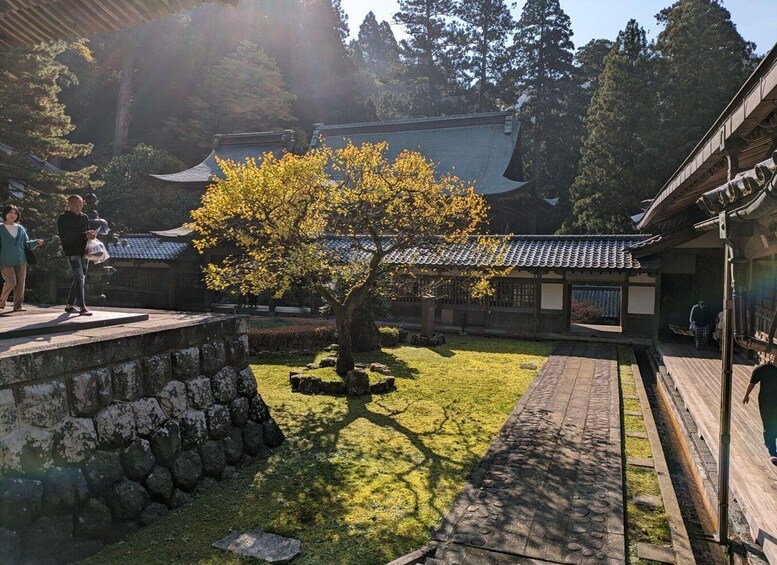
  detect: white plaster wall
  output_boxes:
[628,286,656,315]
[541,283,564,310]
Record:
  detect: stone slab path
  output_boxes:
[431,342,625,564]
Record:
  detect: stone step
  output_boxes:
[624,410,643,417]
[634,494,664,508]
[626,431,648,439]
[637,542,675,563]
[627,457,655,468]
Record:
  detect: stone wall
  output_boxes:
[0,316,284,564]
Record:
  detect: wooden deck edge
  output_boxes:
[630,349,695,565]
[648,347,770,565]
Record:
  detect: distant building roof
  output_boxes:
[0,142,62,174]
[311,112,532,197]
[331,234,658,272]
[572,286,621,318]
[150,130,295,187]
[108,234,190,261]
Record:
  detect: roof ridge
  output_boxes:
[314,111,514,135]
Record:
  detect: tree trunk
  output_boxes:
[112,36,137,157]
[335,312,355,376]
[350,305,381,352]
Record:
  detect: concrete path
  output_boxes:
[431,342,625,564]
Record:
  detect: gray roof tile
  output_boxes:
[108,234,189,261]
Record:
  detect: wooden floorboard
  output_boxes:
[657,340,777,565]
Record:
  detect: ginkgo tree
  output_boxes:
[190,141,497,376]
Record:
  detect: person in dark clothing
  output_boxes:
[743,355,777,467]
[689,300,715,350]
[57,195,96,316]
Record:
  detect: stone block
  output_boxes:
[95,403,136,448]
[262,419,285,448]
[187,376,214,410]
[170,488,192,509]
[75,498,113,540]
[59,540,104,563]
[201,342,227,376]
[237,367,258,397]
[172,347,200,380]
[158,380,188,419]
[69,368,113,416]
[143,465,173,504]
[0,478,43,528]
[140,502,169,526]
[112,360,144,402]
[298,376,321,395]
[248,395,270,423]
[0,528,20,564]
[150,420,181,466]
[81,451,124,496]
[221,465,236,480]
[0,426,54,473]
[16,378,67,428]
[243,421,264,456]
[212,366,238,403]
[206,404,230,440]
[290,374,301,392]
[171,450,202,492]
[43,467,88,510]
[222,428,243,465]
[142,353,172,395]
[226,335,249,367]
[181,410,208,449]
[52,417,97,464]
[105,478,148,521]
[320,380,346,395]
[194,476,217,495]
[121,438,155,481]
[212,529,301,563]
[229,397,249,427]
[0,388,18,439]
[319,356,338,368]
[345,370,370,397]
[199,440,226,477]
[131,397,166,437]
[22,513,73,559]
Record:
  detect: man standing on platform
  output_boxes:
[58,195,96,316]
[689,299,714,350]
[743,353,777,467]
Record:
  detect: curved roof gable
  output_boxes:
[311,112,531,197]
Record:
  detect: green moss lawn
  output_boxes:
[88,335,554,565]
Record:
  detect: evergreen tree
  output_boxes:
[574,39,614,104]
[452,0,515,111]
[565,20,659,234]
[655,0,757,178]
[512,0,575,203]
[394,0,463,115]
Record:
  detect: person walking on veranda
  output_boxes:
[743,353,777,467]
[689,299,715,350]
[0,205,44,311]
[57,195,96,316]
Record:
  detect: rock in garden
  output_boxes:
[69,369,113,416]
[142,353,173,395]
[221,465,236,480]
[59,540,105,563]
[238,367,258,397]
[213,529,301,563]
[325,343,339,351]
[226,335,249,367]
[0,528,20,563]
[206,404,231,440]
[519,362,537,370]
[16,379,67,428]
[131,397,166,437]
[81,451,124,496]
[289,374,302,392]
[171,450,202,492]
[318,356,337,368]
[150,420,181,466]
[170,488,193,509]
[187,376,214,410]
[344,370,370,397]
[229,397,250,427]
[298,376,321,395]
[75,499,112,540]
[320,379,346,395]
[261,419,285,448]
[242,421,264,456]
[22,514,73,559]
[194,476,217,496]
[52,417,97,464]
[212,367,239,403]
[248,395,270,423]
[0,478,43,528]
[105,478,148,521]
[121,438,155,481]
[0,426,54,473]
[158,380,188,419]
[95,403,136,448]
[222,428,243,465]
[201,341,227,376]
[172,347,200,380]
[112,360,144,402]
[199,440,226,477]
[43,467,88,510]
[306,363,319,370]
[143,465,173,504]
[369,363,391,375]
[139,502,169,526]
[181,410,208,448]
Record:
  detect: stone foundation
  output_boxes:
[0,315,283,564]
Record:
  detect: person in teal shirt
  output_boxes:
[0,205,44,311]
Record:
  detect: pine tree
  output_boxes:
[393,0,463,115]
[512,0,575,201]
[565,20,659,234]
[655,0,757,179]
[452,0,515,111]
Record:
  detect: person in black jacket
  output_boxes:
[743,354,777,467]
[689,300,715,350]
[57,195,96,316]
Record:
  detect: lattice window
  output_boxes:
[438,277,485,306]
[491,278,534,308]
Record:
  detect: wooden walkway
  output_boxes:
[656,340,777,564]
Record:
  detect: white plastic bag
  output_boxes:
[85,238,110,264]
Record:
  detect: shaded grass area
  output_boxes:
[87,335,555,565]
[618,346,672,564]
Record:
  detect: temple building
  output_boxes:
[311,112,558,234]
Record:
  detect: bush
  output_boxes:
[570,300,604,323]
[379,326,407,347]
[248,322,336,353]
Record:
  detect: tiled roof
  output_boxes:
[311,112,531,197]
[572,286,621,318]
[150,131,295,186]
[107,234,190,261]
[0,142,62,174]
[330,235,658,271]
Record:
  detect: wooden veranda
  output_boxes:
[655,340,777,564]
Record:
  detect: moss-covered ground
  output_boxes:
[88,335,554,565]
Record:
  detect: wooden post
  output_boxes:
[563,277,571,332]
[621,274,630,334]
[533,273,541,338]
[421,297,436,336]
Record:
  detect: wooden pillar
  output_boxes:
[421,297,436,336]
[533,273,541,338]
[168,264,177,309]
[653,273,661,338]
[621,274,630,334]
[563,276,571,331]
